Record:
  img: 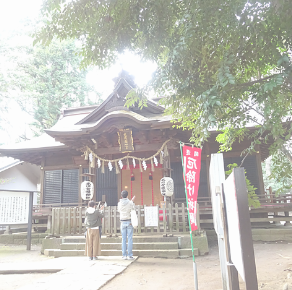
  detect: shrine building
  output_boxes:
[0,73,269,207]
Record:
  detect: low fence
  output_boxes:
[50,203,201,236]
[34,192,292,236]
[198,193,292,227]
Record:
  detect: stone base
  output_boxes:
[0,233,47,245]
[41,237,62,254]
[179,231,209,255]
[205,228,292,245]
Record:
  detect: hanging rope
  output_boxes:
[81,139,171,163]
[151,159,155,172]
[151,171,154,206]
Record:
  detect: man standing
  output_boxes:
[118,190,135,260]
[84,201,104,261]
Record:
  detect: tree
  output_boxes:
[36,1,292,170]
[263,151,292,195]
[0,41,11,134]
[226,163,260,208]
[4,38,101,135]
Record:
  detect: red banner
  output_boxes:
[182,145,202,231]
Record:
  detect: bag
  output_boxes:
[131,209,138,229]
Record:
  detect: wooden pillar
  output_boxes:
[27,192,34,250]
[117,170,122,198]
[40,157,45,204]
[88,163,97,201]
[46,215,52,233]
[255,145,265,196]
[92,168,97,201]
[78,166,83,204]
[205,142,211,197]
[163,152,172,206]
[163,154,171,178]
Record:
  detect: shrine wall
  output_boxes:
[44,154,77,168]
[0,163,40,192]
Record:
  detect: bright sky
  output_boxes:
[87,52,156,97]
[0,0,157,145]
[0,0,40,31]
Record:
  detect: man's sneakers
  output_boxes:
[93,257,98,260]
[89,257,93,261]
[122,256,134,260]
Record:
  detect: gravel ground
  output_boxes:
[1,242,292,290]
[0,244,52,290]
[100,242,292,290]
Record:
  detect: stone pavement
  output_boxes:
[0,256,137,290]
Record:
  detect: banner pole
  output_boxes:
[179,142,199,290]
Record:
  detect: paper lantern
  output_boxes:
[81,181,94,200]
[160,177,174,197]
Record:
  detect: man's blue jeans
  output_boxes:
[121,221,133,257]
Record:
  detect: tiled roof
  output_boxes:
[0,134,65,151]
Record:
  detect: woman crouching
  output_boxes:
[85,200,104,260]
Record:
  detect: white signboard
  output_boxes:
[160,177,174,196]
[0,191,30,224]
[209,153,230,290]
[144,206,158,227]
[224,171,245,281]
[209,154,225,236]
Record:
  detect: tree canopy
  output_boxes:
[37,0,292,147]
[36,0,292,191]
[1,37,101,136]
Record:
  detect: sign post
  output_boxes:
[209,154,231,290]
[180,142,202,290]
[223,168,258,289]
[0,191,34,250]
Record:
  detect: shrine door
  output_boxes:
[121,165,163,206]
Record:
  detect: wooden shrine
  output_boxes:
[0,72,270,207]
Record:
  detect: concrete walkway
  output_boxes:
[0,256,137,290]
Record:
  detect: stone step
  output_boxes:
[60,243,85,250]
[60,242,178,251]
[44,248,198,258]
[179,248,195,257]
[62,236,178,244]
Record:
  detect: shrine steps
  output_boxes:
[60,242,179,250]
[43,235,203,258]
